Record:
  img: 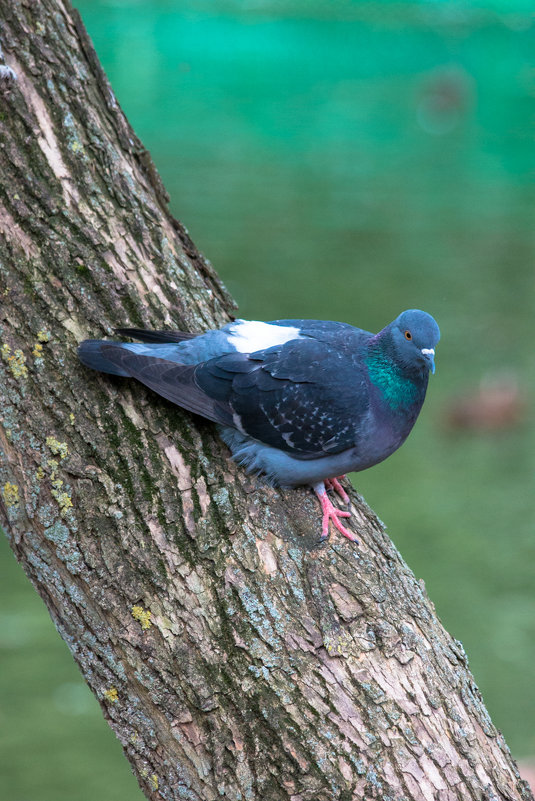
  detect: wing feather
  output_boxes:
[114,328,199,343]
[195,340,369,456]
[100,345,235,426]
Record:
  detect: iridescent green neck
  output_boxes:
[366,347,421,411]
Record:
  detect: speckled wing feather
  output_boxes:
[194,338,370,456]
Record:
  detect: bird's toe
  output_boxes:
[314,482,358,543]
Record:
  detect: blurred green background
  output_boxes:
[2,1,535,798]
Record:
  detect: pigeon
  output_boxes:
[78,309,440,543]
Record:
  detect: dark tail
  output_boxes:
[115,328,198,343]
[77,340,130,376]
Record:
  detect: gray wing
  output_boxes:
[198,339,370,455]
[100,335,370,457]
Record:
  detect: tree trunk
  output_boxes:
[0,3,531,800]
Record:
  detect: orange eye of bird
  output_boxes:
[404,330,412,340]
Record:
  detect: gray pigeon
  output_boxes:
[78,309,440,542]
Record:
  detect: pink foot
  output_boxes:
[313,482,358,543]
[325,475,350,505]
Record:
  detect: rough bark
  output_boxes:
[0,3,531,800]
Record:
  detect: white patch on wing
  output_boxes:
[228,320,302,353]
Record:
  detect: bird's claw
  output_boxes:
[325,475,350,505]
[313,482,358,543]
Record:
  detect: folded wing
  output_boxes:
[100,336,369,457]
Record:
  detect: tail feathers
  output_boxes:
[114,328,199,343]
[77,340,131,376]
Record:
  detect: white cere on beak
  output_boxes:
[421,347,436,374]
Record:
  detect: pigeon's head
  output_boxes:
[389,310,440,374]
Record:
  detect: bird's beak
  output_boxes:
[421,348,436,374]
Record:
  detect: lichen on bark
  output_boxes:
[0,2,532,800]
